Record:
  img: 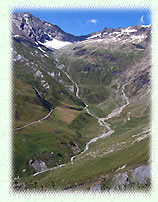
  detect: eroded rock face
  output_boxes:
[131,165,150,185]
[110,165,151,190]
[12,12,88,43]
[111,173,129,190]
[29,159,47,172]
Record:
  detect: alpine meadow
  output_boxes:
[12,10,151,191]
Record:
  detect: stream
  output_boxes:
[33,65,129,176]
[66,72,129,161]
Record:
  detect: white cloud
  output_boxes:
[87,19,97,24]
[140,15,144,24]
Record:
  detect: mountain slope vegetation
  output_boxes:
[12,12,151,191]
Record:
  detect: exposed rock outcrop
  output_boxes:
[29,159,47,172]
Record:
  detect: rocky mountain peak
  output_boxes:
[11,12,151,50]
[23,12,32,17]
[12,12,88,46]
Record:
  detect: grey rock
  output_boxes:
[29,159,47,172]
[131,165,150,185]
[109,165,151,191]
[12,49,24,61]
[90,184,101,191]
[112,172,129,190]
[57,64,65,70]
[12,12,88,44]
[34,70,42,78]
[68,85,74,93]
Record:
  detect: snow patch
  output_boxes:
[87,33,101,39]
[82,38,105,44]
[44,54,48,57]
[23,13,30,17]
[130,34,145,43]
[14,35,20,38]
[103,32,108,35]
[122,28,137,34]
[25,18,28,24]
[41,38,72,49]
[141,24,151,28]
[45,23,52,27]
[37,47,45,53]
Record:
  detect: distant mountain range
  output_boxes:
[12,12,151,49]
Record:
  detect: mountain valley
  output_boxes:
[12,12,151,191]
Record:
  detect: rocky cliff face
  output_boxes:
[12,12,88,44]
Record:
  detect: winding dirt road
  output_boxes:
[14,108,55,131]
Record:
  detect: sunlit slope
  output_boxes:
[13,37,98,177]
[21,27,151,190]
[13,24,151,190]
[55,29,151,117]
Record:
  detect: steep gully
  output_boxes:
[33,64,130,176]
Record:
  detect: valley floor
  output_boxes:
[13,68,151,191]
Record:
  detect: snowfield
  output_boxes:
[87,33,101,39]
[40,38,72,49]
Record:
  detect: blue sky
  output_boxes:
[13,8,151,36]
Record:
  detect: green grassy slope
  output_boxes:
[12,38,105,178]
[56,39,150,117]
[17,85,150,189]
[13,31,151,191]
